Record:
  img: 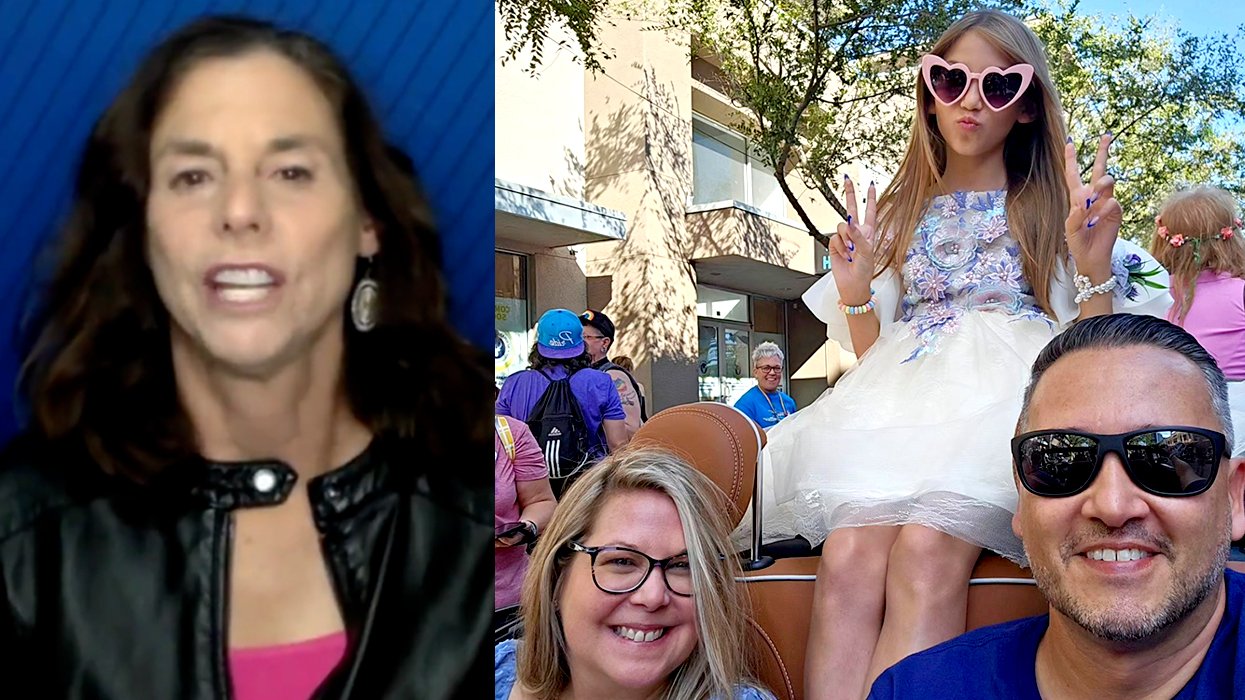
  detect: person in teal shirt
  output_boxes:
[733,342,797,430]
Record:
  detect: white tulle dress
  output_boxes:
[748,189,1172,563]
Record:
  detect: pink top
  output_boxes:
[494,416,549,609]
[230,631,348,700]
[1171,270,1245,380]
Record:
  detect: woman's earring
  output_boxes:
[351,257,380,332]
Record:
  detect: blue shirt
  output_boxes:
[868,569,1245,699]
[733,386,797,430]
[494,640,776,699]
[495,365,625,460]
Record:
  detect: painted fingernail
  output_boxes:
[869,181,875,188]
[847,255,854,263]
[848,241,856,252]
[1090,193,1100,205]
[847,215,853,224]
[1066,136,1073,144]
[1087,216,1099,228]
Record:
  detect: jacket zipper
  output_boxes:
[213,509,235,700]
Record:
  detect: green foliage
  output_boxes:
[498,0,1245,247]
[497,0,614,74]
[1032,2,1245,245]
[673,0,1245,246]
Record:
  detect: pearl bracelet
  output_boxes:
[838,289,877,316]
[1073,274,1116,304]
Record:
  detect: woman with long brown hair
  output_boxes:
[2,15,491,698]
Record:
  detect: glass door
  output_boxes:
[697,322,751,404]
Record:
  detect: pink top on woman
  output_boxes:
[1171,270,1245,380]
[229,631,348,700]
[494,415,549,609]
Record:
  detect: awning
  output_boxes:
[495,178,626,248]
[687,202,821,299]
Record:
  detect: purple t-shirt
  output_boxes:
[495,365,625,459]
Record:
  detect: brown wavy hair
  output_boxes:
[1148,186,1245,321]
[18,16,491,482]
[875,10,1069,316]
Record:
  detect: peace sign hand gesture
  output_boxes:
[829,176,878,307]
[1064,134,1120,282]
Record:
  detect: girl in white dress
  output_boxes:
[760,10,1172,698]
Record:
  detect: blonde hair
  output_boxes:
[514,445,758,700]
[1149,186,1245,321]
[875,10,1069,316]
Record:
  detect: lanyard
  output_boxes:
[761,388,789,420]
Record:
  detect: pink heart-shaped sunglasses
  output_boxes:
[920,54,1034,112]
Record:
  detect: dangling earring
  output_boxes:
[351,257,380,332]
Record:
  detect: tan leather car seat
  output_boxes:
[634,403,1048,700]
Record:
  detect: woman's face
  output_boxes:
[558,489,699,696]
[146,50,377,377]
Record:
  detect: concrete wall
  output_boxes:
[494,13,587,199]
[579,15,699,413]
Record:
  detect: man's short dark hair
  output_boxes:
[1017,314,1232,447]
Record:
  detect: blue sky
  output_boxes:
[1074,0,1245,38]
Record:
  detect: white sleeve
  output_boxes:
[1047,238,1172,327]
[801,268,903,354]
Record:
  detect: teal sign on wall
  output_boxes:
[0,0,494,443]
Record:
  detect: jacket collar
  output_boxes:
[162,436,406,512]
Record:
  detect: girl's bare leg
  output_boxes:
[803,525,901,700]
[865,525,980,690]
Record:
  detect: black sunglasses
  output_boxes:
[1012,426,1227,498]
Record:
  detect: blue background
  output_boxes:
[0,0,494,445]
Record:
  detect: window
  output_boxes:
[695,285,749,323]
[698,323,751,405]
[495,251,531,387]
[691,115,786,218]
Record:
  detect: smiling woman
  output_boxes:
[1,16,492,699]
[498,446,775,700]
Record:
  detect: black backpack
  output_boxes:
[526,368,592,496]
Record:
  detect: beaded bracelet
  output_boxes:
[838,289,877,316]
[1073,274,1116,304]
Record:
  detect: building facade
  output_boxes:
[495,12,858,412]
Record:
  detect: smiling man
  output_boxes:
[869,314,1245,699]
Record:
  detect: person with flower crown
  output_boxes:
[1150,186,1245,457]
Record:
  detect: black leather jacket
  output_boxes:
[0,433,492,698]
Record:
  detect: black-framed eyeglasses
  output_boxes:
[567,541,693,597]
[755,365,782,374]
[1012,426,1227,498]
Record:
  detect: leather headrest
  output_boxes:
[632,402,764,527]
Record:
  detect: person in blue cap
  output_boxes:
[496,309,627,494]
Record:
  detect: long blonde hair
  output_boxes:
[1149,186,1245,321]
[875,10,1069,316]
[514,446,757,700]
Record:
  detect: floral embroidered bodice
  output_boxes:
[898,189,1047,360]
